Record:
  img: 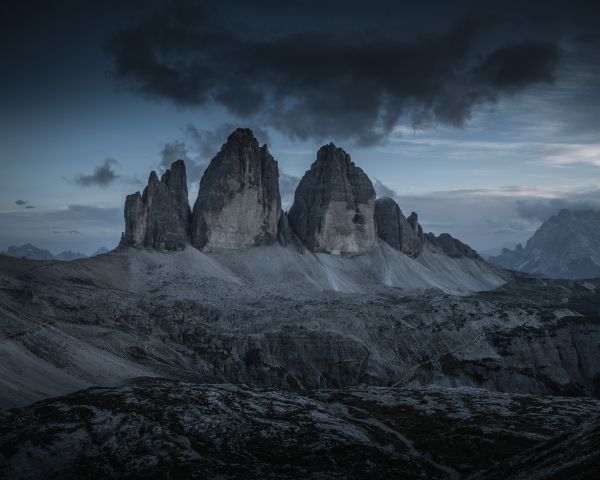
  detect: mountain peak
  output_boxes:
[490,208,600,278]
[190,128,281,251]
[225,127,259,147]
[288,143,376,254]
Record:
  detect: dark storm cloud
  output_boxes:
[106,1,563,144]
[74,158,119,187]
[473,43,559,91]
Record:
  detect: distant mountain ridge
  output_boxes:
[1,243,109,261]
[489,209,600,279]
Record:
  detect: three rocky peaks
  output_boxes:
[121,128,476,258]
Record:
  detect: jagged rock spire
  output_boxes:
[120,159,190,250]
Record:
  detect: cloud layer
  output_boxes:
[107,1,561,145]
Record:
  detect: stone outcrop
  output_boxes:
[374,197,423,257]
[191,128,282,251]
[424,232,479,259]
[288,144,376,254]
[120,160,190,250]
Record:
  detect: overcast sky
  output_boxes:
[1,0,599,254]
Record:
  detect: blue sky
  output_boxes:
[1,0,599,254]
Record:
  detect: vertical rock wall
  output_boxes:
[190,128,282,251]
[288,144,376,254]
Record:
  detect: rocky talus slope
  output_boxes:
[2,246,600,411]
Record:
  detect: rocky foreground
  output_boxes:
[2,379,600,480]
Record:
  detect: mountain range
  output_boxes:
[1,244,109,261]
[489,209,600,278]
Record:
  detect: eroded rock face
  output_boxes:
[288,144,376,254]
[120,160,190,250]
[374,197,422,257]
[191,128,282,251]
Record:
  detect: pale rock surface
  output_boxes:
[191,128,282,251]
[288,143,376,254]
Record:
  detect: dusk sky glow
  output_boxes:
[1,0,599,254]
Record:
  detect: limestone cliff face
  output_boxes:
[374,197,422,257]
[288,144,376,254]
[121,160,190,250]
[190,128,282,251]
